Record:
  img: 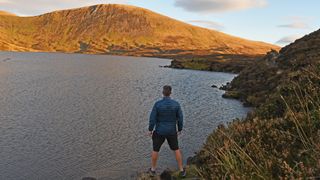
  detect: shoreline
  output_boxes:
[0,49,261,74]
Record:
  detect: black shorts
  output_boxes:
[152,132,179,152]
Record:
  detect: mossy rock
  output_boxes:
[137,165,202,180]
[222,91,240,99]
[171,165,203,180]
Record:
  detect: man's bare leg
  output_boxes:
[151,151,159,170]
[174,149,183,171]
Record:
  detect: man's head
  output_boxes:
[162,85,172,97]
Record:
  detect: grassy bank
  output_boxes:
[169,54,261,73]
[194,65,320,179]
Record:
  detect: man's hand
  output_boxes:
[148,131,153,137]
[177,131,182,136]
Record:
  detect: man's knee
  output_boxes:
[168,140,179,151]
[173,149,181,154]
[167,134,179,151]
[170,146,179,151]
[153,144,162,152]
[152,151,159,156]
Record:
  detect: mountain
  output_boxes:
[0,4,278,58]
[0,11,16,16]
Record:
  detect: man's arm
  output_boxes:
[149,103,157,132]
[177,105,183,132]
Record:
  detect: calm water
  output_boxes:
[0,52,249,179]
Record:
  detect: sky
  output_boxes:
[0,0,319,46]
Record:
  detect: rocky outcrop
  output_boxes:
[222,28,320,108]
[137,165,200,180]
[276,30,320,68]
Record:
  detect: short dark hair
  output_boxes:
[163,85,172,96]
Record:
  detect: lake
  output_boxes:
[0,52,250,179]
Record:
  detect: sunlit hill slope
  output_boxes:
[0,4,278,58]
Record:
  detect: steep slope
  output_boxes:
[0,4,278,57]
[223,29,320,109]
[191,29,320,179]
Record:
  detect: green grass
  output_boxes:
[181,61,210,71]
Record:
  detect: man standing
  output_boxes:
[148,85,186,177]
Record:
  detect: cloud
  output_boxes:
[0,0,11,3]
[174,0,267,13]
[277,16,309,29]
[276,35,302,45]
[188,20,224,30]
[0,0,130,16]
[277,22,309,29]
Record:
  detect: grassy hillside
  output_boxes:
[192,29,320,179]
[138,29,320,180]
[0,4,278,60]
[0,11,16,16]
[223,29,320,110]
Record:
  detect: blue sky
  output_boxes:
[0,0,319,46]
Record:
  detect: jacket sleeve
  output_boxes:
[149,103,157,131]
[177,104,183,131]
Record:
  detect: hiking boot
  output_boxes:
[179,169,186,178]
[148,168,156,177]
